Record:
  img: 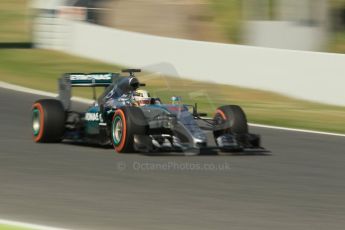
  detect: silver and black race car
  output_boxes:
[31,69,265,155]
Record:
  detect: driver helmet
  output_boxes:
[133,89,152,106]
[171,96,182,105]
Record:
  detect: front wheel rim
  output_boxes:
[32,108,40,136]
[112,116,123,145]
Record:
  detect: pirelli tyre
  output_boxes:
[111,107,148,153]
[32,99,66,143]
[213,105,248,139]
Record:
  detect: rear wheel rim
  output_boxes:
[32,108,40,136]
[112,116,123,145]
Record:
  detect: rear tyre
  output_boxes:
[111,107,148,153]
[32,99,66,143]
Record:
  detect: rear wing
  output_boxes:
[65,73,116,87]
[58,72,119,110]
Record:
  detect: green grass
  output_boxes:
[1,49,345,134]
[0,49,122,98]
[0,0,31,43]
[0,224,33,230]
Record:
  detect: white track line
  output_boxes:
[0,219,70,230]
[0,81,93,104]
[248,123,345,137]
[1,81,344,138]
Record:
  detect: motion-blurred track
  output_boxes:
[1,88,345,230]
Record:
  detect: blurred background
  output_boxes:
[2,3,345,230]
[8,0,345,52]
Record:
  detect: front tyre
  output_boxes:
[111,107,148,153]
[213,105,248,137]
[32,99,66,143]
[213,105,249,151]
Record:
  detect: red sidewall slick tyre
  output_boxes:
[213,105,248,137]
[112,109,127,153]
[32,103,45,142]
[111,107,148,153]
[32,99,65,143]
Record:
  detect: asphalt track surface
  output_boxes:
[1,88,345,230]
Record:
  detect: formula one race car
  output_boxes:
[31,69,265,155]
